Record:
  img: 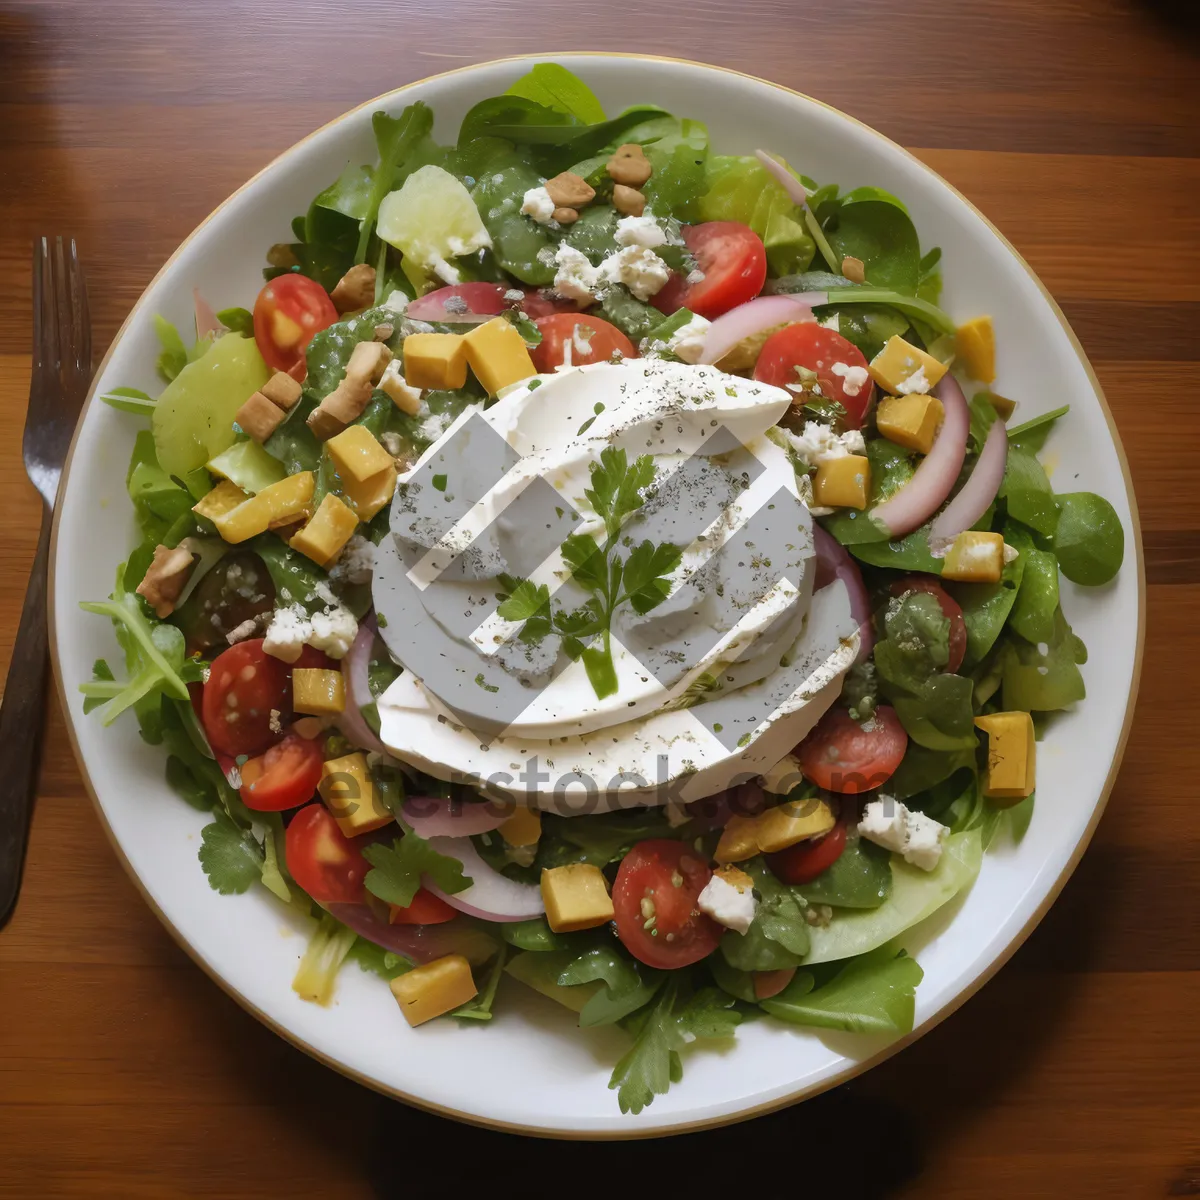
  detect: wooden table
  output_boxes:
[1,2,1197,1195]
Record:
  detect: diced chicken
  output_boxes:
[260,370,303,410]
[307,340,393,441]
[235,390,286,442]
[135,542,195,618]
[330,264,377,314]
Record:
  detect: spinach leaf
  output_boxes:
[500,917,566,953]
[891,673,978,751]
[819,439,913,547]
[641,119,709,220]
[505,63,606,123]
[720,859,811,972]
[1009,543,1060,643]
[822,201,921,294]
[797,829,892,909]
[1000,607,1088,712]
[563,203,618,264]
[1007,404,1069,450]
[873,590,951,692]
[949,524,1026,665]
[355,103,435,262]
[471,162,559,284]
[822,303,910,360]
[558,942,664,1027]
[850,528,945,573]
[1051,492,1124,586]
[917,246,943,306]
[888,742,977,802]
[1001,443,1058,536]
[599,285,664,341]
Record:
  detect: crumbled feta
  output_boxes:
[664,314,711,364]
[896,365,932,395]
[758,752,804,796]
[858,798,948,871]
[599,246,670,302]
[520,186,556,225]
[330,534,376,585]
[697,867,757,934]
[614,213,667,249]
[1003,542,1020,564]
[383,291,408,314]
[685,268,706,286]
[786,421,866,469]
[226,617,258,645]
[308,605,359,659]
[553,244,600,304]
[380,431,402,457]
[268,709,283,735]
[263,604,312,664]
[830,361,870,398]
[572,322,595,356]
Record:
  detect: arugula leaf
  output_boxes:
[557,942,664,1027]
[356,103,435,263]
[198,810,264,895]
[347,939,413,982]
[454,945,508,1022]
[1007,404,1069,449]
[362,822,471,908]
[761,947,924,1034]
[153,314,189,382]
[608,978,742,1115]
[505,63,606,123]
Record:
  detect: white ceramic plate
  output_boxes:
[49,53,1144,1138]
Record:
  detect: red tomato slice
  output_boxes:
[531,313,637,372]
[239,733,325,812]
[753,968,797,1000]
[767,810,849,884]
[797,705,908,794]
[754,323,875,428]
[285,804,370,903]
[253,275,338,374]
[653,222,767,319]
[201,639,290,758]
[388,889,458,925]
[404,282,508,322]
[612,840,721,970]
[891,576,967,673]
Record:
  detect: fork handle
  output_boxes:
[0,508,52,929]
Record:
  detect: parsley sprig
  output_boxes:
[496,447,683,700]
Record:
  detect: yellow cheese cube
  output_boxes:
[499,807,542,848]
[541,864,614,933]
[868,335,949,395]
[327,424,394,484]
[714,815,762,864]
[403,333,468,390]
[462,317,536,396]
[955,316,996,384]
[813,455,870,509]
[942,531,1005,583]
[292,668,346,715]
[341,463,397,521]
[390,955,477,1027]
[755,798,837,853]
[211,472,315,543]
[318,751,393,836]
[193,479,250,522]
[876,393,944,455]
[290,493,359,566]
[975,711,1036,803]
[981,390,1017,421]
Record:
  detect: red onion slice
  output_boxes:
[872,373,970,538]
[699,295,824,365]
[336,612,396,758]
[928,415,1008,551]
[404,282,508,324]
[813,523,875,662]
[401,794,509,839]
[326,902,498,965]
[424,836,545,923]
[193,288,222,341]
[755,149,811,208]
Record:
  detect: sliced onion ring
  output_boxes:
[326,901,498,965]
[404,282,507,324]
[872,373,970,538]
[698,295,825,365]
[337,613,401,759]
[423,835,545,923]
[813,523,874,662]
[755,149,810,208]
[401,794,509,838]
[928,415,1008,551]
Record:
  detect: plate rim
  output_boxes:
[46,50,1147,1140]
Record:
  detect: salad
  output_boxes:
[82,63,1126,1116]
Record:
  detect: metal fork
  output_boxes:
[0,237,91,928]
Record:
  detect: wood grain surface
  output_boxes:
[1,1,1198,1196]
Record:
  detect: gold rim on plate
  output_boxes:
[46,51,1146,1140]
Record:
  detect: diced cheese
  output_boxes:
[813,454,870,509]
[327,424,394,484]
[902,810,947,871]
[211,472,315,544]
[876,393,944,455]
[462,317,536,396]
[292,668,346,715]
[955,316,996,383]
[858,798,948,871]
[390,955,477,1027]
[541,864,614,933]
[942,530,1005,583]
[868,335,949,395]
[290,493,359,567]
[341,463,397,521]
[193,479,250,522]
[318,751,393,836]
[499,806,542,848]
[403,333,468,390]
[975,711,1036,802]
[755,797,837,853]
[697,866,757,934]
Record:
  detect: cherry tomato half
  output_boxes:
[613,840,722,970]
[890,576,968,673]
[285,804,370,904]
[531,313,637,372]
[767,808,849,884]
[796,705,908,794]
[253,275,338,374]
[201,639,290,758]
[653,222,768,319]
[388,889,458,925]
[239,733,325,812]
[754,324,875,428]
